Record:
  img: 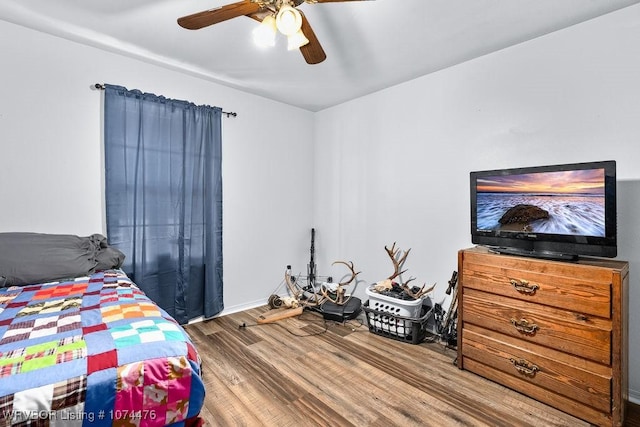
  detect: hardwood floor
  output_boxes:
[184,307,640,427]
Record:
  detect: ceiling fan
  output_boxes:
[177,0,372,65]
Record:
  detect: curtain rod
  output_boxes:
[93,83,237,118]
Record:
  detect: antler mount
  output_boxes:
[373,242,435,300]
[322,260,360,305]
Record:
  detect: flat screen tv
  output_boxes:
[470,160,617,260]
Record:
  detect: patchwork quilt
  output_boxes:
[0,270,205,427]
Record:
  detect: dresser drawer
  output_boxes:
[463,288,611,364]
[462,325,612,414]
[461,251,612,318]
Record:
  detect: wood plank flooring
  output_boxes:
[183,306,640,427]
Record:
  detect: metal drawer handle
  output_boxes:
[510,318,539,334]
[509,358,540,376]
[510,278,539,294]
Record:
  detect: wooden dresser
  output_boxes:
[457,246,629,427]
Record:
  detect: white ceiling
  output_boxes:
[1,0,639,111]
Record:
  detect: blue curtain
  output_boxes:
[103,84,223,324]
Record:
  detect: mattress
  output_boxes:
[0,270,205,427]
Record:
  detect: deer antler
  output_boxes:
[403,277,416,288]
[385,242,411,282]
[321,260,360,305]
[402,282,436,299]
[333,260,360,287]
[284,270,301,300]
[374,243,436,300]
[284,269,325,307]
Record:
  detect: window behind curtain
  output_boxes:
[103,84,223,324]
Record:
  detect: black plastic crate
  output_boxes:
[363,299,435,344]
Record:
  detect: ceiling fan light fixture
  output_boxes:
[276,5,303,36]
[253,14,277,47]
[287,29,310,51]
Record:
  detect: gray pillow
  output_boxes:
[0,232,125,286]
[88,233,126,270]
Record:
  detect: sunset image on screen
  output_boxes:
[475,168,606,237]
[477,169,605,195]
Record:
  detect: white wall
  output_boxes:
[314,4,640,401]
[0,19,315,316]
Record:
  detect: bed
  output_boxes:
[0,233,205,427]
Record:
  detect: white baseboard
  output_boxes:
[217,299,268,317]
[629,389,640,405]
[187,298,267,324]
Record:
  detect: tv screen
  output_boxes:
[470,160,617,260]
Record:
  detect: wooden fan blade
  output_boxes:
[247,10,272,24]
[178,0,262,30]
[299,11,326,65]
